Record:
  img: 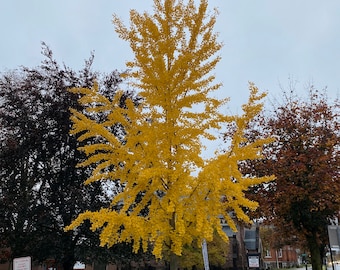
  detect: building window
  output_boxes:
[265,249,271,258]
[278,249,283,258]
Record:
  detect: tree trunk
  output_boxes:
[62,258,75,270]
[170,251,179,270]
[307,234,322,270]
[169,212,179,270]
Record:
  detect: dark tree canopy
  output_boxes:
[0,43,142,270]
[244,87,340,270]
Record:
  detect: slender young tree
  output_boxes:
[66,1,274,269]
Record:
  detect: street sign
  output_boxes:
[248,255,260,268]
[13,257,31,270]
[328,225,340,251]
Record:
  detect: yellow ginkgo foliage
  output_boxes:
[65,0,274,269]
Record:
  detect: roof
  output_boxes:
[244,228,258,251]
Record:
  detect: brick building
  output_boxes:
[262,245,300,269]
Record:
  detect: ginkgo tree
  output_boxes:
[66,0,274,269]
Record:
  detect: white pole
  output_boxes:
[202,239,210,270]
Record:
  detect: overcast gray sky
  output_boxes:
[1,0,339,113]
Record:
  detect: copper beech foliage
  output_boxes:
[245,87,340,270]
[65,0,274,260]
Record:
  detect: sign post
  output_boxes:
[202,239,210,270]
